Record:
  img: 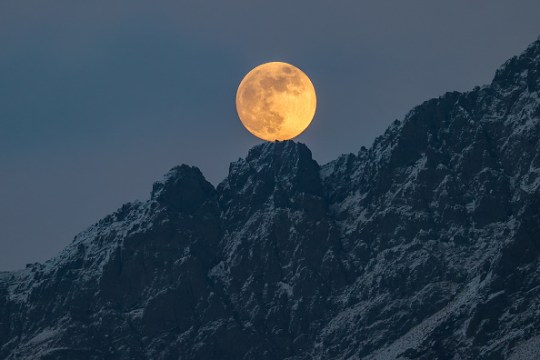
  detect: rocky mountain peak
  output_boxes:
[218,140,324,225]
[151,164,216,215]
[492,37,540,92]
[244,140,317,176]
[226,140,320,194]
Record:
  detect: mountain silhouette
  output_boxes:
[1,37,540,359]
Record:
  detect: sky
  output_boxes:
[1,0,540,271]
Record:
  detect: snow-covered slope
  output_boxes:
[1,37,539,359]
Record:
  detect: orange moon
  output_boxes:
[236,62,317,141]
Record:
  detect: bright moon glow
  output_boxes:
[236,62,317,141]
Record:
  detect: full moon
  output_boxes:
[236,62,317,141]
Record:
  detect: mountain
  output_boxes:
[1,37,539,359]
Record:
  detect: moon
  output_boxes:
[236,62,317,141]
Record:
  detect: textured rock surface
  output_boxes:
[1,38,540,359]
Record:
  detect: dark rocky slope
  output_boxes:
[1,37,539,359]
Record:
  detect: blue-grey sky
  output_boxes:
[1,0,540,271]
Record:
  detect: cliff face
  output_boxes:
[1,38,539,359]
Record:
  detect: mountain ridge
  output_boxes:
[0,37,539,359]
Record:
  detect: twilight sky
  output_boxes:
[1,0,540,271]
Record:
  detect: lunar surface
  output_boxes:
[236,62,317,141]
